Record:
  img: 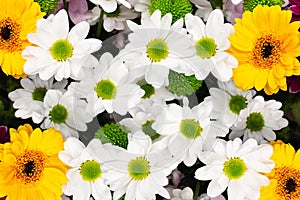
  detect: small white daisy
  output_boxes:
[41,90,93,138]
[152,97,229,166]
[229,96,289,144]
[185,10,238,81]
[8,75,67,124]
[86,5,138,32]
[208,80,256,128]
[23,9,102,81]
[168,187,194,200]
[89,132,178,200]
[120,10,196,88]
[59,137,112,200]
[89,0,132,13]
[120,99,166,140]
[69,52,145,116]
[190,0,213,21]
[195,138,275,200]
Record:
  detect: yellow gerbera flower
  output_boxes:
[260,140,300,200]
[0,124,68,200]
[228,5,300,95]
[0,0,44,78]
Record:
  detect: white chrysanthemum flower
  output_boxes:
[69,53,145,116]
[168,187,194,200]
[120,10,197,88]
[153,97,229,166]
[229,96,289,144]
[185,10,238,81]
[89,0,132,13]
[86,5,138,32]
[8,75,67,124]
[41,90,93,138]
[120,99,166,140]
[190,0,213,21]
[59,137,112,200]
[208,80,256,128]
[23,9,102,81]
[195,138,275,200]
[89,132,178,200]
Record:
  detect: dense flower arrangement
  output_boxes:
[1,0,300,199]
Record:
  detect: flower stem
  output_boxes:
[96,8,105,39]
[194,181,201,200]
[63,0,68,11]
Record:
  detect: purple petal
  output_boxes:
[290,5,300,15]
[0,126,9,144]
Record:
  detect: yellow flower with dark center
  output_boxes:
[228,5,300,95]
[260,140,300,200]
[0,124,68,200]
[0,0,44,78]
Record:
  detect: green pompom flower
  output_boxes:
[94,123,129,149]
[148,0,193,23]
[167,70,202,96]
[243,0,284,12]
[34,0,60,14]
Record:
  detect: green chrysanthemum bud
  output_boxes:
[243,0,284,12]
[94,123,129,149]
[148,0,193,23]
[34,0,60,14]
[167,70,202,96]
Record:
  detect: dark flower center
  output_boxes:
[262,42,273,58]
[23,161,35,176]
[285,178,297,194]
[0,26,12,40]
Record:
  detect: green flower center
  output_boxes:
[95,80,117,100]
[146,38,169,62]
[148,0,193,23]
[167,70,202,96]
[34,0,60,14]
[246,112,265,132]
[137,80,155,99]
[223,158,246,180]
[243,0,284,12]
[195,37,217,59]
[80,160,102,182]
[128,157,150,180]
[229,95,247,114]
[180,119,202,139]
[32,87,47,101]
[142,120,160,140]
[105,6,120,17]
[94,123,129,149]
[50,39,74,61]
[49,104,68,124]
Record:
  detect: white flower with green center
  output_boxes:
[89,132,178,200]
[120,99,166,140]
[195,138,275,200]
[152,97,229,166]
[120,10,196,88]
[69,53,145,116]
[89,0,132,13]
[8,75,67,124]
[86,5,138,32]
[185,10,238,82]
[208,81,256,128]
[41,90,93,138]
[229,96,288,144]
[59,137,112,200]
[23,9,102,81]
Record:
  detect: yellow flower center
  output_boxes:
[252,34,282,69]
[128,157,150,180]
[15,150,47,184]
[0,17,22,52]
[275,166,300,199]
